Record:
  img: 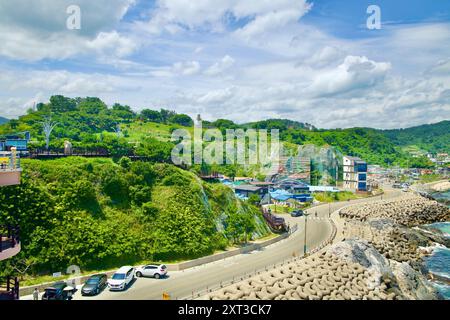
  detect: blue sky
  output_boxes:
[0,0,449,129]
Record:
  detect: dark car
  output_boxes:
[42,282,72,300]
[290,210,304,217]
[81,274,108,296]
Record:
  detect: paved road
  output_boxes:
[65,186,402,300]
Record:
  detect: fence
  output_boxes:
[0,277,19,300]
[29,148,110,159]
[0,225,20,254]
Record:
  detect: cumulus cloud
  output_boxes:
[0,0,137,61]
[172,61,201,76]
[204,55,235,76]
[1,1,449,130]
[308,56,391,97]
[140,0,312,37]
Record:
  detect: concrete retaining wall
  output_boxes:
[19,232,289,297]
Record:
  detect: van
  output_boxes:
[108,266,135,291]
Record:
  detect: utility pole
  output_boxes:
[303,214,308,255]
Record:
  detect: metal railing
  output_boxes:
[0,276,19,300]
[0,225,20,253]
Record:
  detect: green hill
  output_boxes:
[381,121,450,154]
[0,157,269,275]
[0,116,8,125]
[0,95,447,167]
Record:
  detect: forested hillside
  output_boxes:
[0,116,8,125]
[382,121,450,154]
[0,158,269,276]
[0,95,447,168]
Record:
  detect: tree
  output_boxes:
[9,119,19,130]
[140,109,162,122]
[49,95,77,112]
[169,114,193,127]
[160,109,176,124]
[41,117,58,150]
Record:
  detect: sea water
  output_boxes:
[424,190,450,299]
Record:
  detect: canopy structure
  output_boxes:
[270,189,294,201]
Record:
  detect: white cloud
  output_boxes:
[172,61,201,76]
[308,56,391,97]
[0,0,137,61]
[204,55,235,76]
[140,0,312,36]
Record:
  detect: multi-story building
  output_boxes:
[0,148,21,300]
[343,156,368,192]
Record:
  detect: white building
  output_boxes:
[343,156,368,192]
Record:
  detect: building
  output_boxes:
[269,155,311,184]
[0,150,22,186]
[233,184,268,200]
[0,132,30,153]
[343,156,368,192]
[0,148,21,300]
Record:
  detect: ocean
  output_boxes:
[424,190,450,299]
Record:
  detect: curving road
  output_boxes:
[72,185,402,300]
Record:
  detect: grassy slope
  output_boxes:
[0,157,270,278]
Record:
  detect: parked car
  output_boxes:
[81,274,108,296]
[42,281,76,300]
[108,266,135,291]
[135,264,167,279]
[290,210,304,217]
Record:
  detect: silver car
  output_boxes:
[135,264,167,279]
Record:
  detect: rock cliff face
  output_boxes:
[390,261,440,300]
[329,240,440,300]
[328,240,393,290]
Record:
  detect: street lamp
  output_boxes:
[303,212,308,255]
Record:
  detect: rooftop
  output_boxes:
[233,185,262,192]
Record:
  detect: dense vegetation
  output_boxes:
[1,95,447,168]
[0,158,269,276]
[382,121,450,154]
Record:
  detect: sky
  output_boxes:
[0,0,450,129]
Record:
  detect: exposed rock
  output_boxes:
[204,240,439,300]
[327,239,392,290]
[390,261,441,300]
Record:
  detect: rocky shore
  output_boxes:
[204,240,439,300]
[339,195,449,227]
[429,181,450,192]
[204,194,450,300]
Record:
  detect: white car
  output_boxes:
[108,266,135,291]
[135,264,167,279]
